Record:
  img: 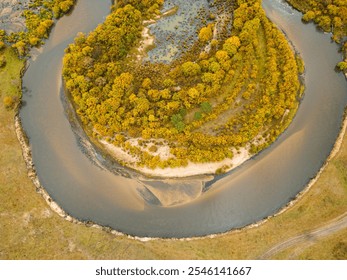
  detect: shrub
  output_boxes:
[198,24,213,42]
[3,96,15,109]
[337,61,347,71]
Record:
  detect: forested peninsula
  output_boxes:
[62,0,303,176]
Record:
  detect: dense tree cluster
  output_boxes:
[117,0,164,19]
[63,0,302,170]
[287,0,347,42]
[286,0,347,74]
[1,0,75,56]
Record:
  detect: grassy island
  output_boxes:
[62,0,303,176]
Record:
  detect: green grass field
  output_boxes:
[0,45,347,259]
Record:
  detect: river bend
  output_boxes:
[20,0,347,238]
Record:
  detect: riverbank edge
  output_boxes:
[14,96,347,240]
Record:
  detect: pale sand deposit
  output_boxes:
[100,139,250,178]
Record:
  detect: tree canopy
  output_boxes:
[62,0,303,171]
[1,0,76,56]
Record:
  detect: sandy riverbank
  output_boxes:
[100,139,250,178]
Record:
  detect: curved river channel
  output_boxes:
[20,0,347,238]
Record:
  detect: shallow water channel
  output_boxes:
[20,0,347,238]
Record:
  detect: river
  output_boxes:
[20,0,347,238]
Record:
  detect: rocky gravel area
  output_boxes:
[0,0,30,33]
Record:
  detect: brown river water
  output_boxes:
[19,0,347,238]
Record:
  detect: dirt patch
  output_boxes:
[0,0,30,33]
